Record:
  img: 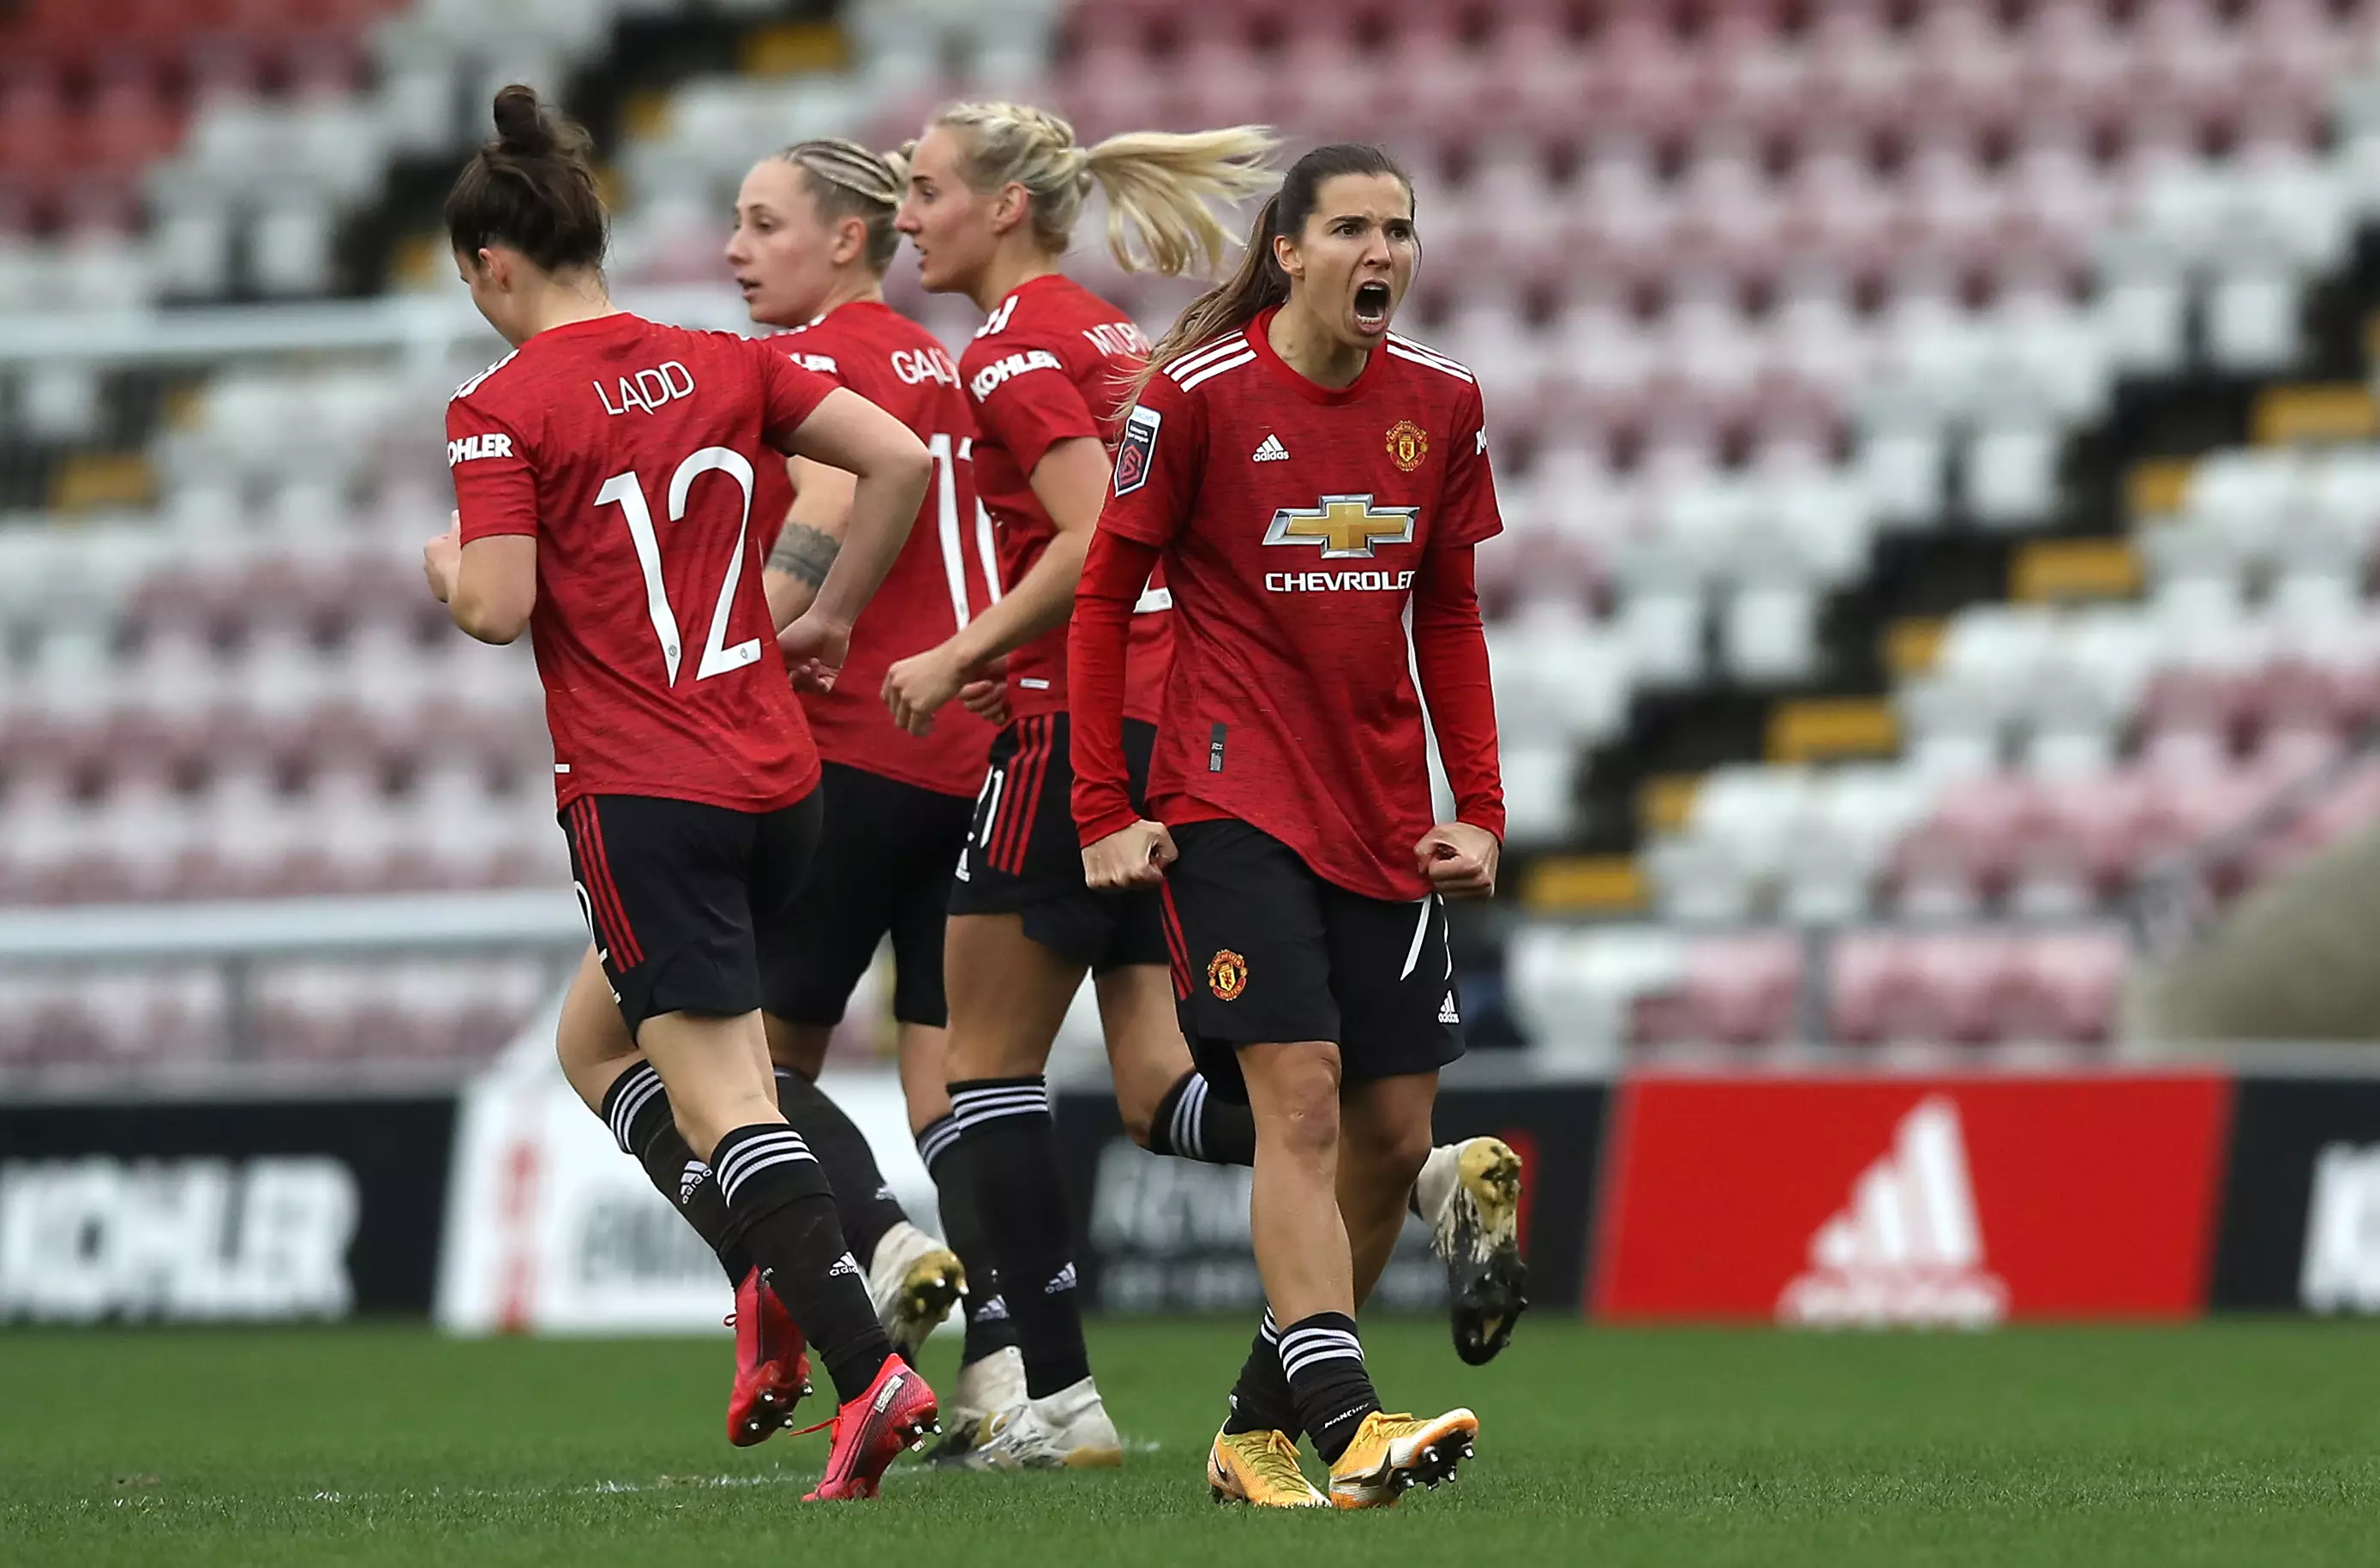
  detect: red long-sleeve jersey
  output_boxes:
[1070,313,1505,901]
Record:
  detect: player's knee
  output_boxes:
[1110,1065,1170,1150]
[766,1026,829,1081]
[1378,1120,1435,1189]
[1341,1102,1430,1190]
[1259,1060,1342,1162]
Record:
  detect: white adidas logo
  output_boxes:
[678,1160,709,1206]
[1776,1096,2008,1329]
[2301,1142,2380,1312]
[1045,1262,1077,1295]
[828,1251,861,1280]
[1438,992,1460,1025]
[1252,433,1289,462]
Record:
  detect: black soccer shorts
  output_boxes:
[764,760,972,1030]
[1160,817,1466,1102]
[561,790,823,1036]
[945,714,1168,974]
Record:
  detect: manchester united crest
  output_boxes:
[1207,949,1249,1001]
[1385,419,1429,472]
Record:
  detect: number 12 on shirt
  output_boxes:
[594,446,762,688]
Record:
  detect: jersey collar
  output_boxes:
[525,310,638,346]
[998,273,1075,313]
[1246,306,1386,406]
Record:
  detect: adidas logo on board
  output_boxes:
[1776,1096,2008,1328]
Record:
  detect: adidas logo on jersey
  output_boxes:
[1776,1096,2008,1328]
[977,296,1021,337]
[1252,433,1290,462]
[1045,1262,1078,1295]
[1439,993,1461,1025]
[828,1252,862,1280]
[678,1160,710,1207]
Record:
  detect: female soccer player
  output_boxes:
[1072,144,1503,1508]
[883,101,1277,1468]
[426,87,937,1499]
[549,135,1008,1442]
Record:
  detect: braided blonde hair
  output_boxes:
[926,102,1277,276]
[776,137,909,273]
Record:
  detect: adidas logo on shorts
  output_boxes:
[829,1252,861,1279]
[1252,433,1290,462]
[1439,993,1461,1025]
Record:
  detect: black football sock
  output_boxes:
[712,1121,892,1404]
[599,1060,749,1286]
[946,1076,1090,1397]
[772,1066,906,1271]
[1278,1312,1381,1463]
[1221,1308,1301,1438]
[1145,1068,1257,1167]
[918,1112,1018,1367]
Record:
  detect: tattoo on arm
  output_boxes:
[767,523,840,587]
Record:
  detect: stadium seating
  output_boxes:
[1510,918,2132,1055]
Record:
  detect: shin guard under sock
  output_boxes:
[1221,1308,1302,1438]
[771,1066,907,1270]
[1278,1312,1381,1463]
[1145,1068,1256,1167]
[918,1112,1018,1366]
[598,1060,748,1286]
[946,1076,1088,1397]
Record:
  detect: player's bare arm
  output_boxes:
[882,434,1109,736]
[760,457,853,631]
[438,532,536,645]
[774,386,930,682]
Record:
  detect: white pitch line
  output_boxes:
[110,1438,1167,1511]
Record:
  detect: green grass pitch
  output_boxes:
[6,1317,2380,1565]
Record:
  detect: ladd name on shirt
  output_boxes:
[594,360,697,417]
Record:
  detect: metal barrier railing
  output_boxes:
[0,889,588,1060]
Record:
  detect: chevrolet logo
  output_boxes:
[1262,494,1418,559]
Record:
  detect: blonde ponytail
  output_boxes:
[927,102,1276,275]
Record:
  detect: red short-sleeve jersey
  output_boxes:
[1094,315,1506,900]
[960,273,1171,721]
[771,300,998,798]
[446,311,833,814]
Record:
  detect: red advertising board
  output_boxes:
[1592,1072,2232,1324]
